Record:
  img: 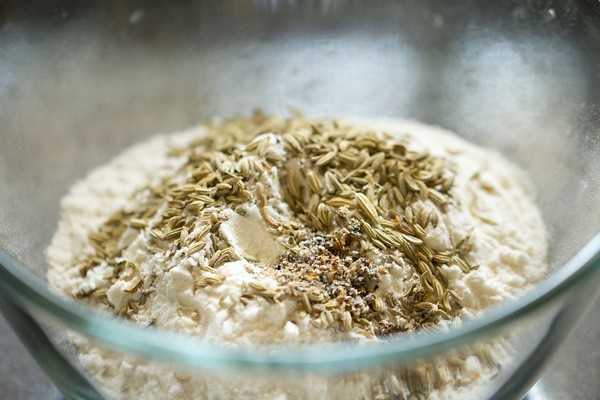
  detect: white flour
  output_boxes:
[47,117,547,399]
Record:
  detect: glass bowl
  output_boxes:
[1,1,600,399]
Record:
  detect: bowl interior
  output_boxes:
[1,0,599,327]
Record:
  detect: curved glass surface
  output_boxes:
[0,0,600,378]
[1,234,599,372]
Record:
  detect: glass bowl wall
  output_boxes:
[1,1,599,399]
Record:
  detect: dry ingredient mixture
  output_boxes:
[47,113,548,399]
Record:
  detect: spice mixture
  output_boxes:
[47,113,548,398]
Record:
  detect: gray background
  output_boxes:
[0,299,598,400]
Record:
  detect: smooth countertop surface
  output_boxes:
[0,299,598,400]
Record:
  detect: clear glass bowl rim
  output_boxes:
[0,232,599,373]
